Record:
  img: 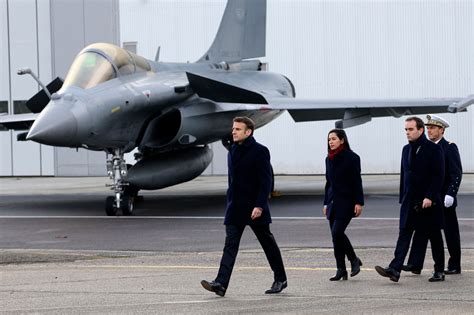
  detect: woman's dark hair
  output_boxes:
[327,128,351,151]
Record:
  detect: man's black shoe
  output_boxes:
[401,264,422,275]
[374,266,400,282]
[428,271,445,282]
[444,268,461,275]
[265,280,287,294]
[201,280,226,297]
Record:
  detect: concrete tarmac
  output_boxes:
[0,175,473,314]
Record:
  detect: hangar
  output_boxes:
[1,0,472,176]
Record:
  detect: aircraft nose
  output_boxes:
[27,104,78,146]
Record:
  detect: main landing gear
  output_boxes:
[105,148,138,216]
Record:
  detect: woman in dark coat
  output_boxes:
[323,129,364,281]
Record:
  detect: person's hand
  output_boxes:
[422,198,432,209]
[323,205,327,216]
[444,195,454,208]
[354,204,363,217]
[251,207,263,220]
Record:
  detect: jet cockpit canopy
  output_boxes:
[62,43,151,89]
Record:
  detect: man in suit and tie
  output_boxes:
[403,115,463,275]
[375,116,446,282]
[201,116,287,297]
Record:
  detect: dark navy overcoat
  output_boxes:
[324,149,364,219]
[438,137,463,208]
[399,134,445,229]
[224,136,272,225]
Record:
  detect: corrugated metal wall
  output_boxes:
[261,0,474,174]
[120,0,473,174]
[0,0,55,176]
[0,0,119,176]
[129,1,472,174]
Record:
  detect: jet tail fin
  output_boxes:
[197,0,266,63]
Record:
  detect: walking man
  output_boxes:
[403,114,463,275]
[201,116,287,296]
[375,116,446,282]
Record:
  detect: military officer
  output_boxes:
[403,114,463,275]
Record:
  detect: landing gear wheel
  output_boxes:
[125,185,142,203]
[121,195,134,216]
[105,196,118,216]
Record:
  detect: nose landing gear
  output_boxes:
[105,148,135,216]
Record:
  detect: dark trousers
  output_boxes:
[406,229,428,269]
[444,207,462,270]
[407,206,461,270]
[215,224,287,288]
[391,227,445,272]
[329,218,356,270]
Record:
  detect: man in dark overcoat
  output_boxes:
[375,116,446,282]
[403,114,463,275]
[201,116,287,297]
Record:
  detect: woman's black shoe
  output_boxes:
[330,269,348,281]
[350,257,363,277]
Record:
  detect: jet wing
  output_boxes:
[0,113,38,130]
[265,97,468,128]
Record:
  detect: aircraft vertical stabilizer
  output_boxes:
[197,0,266,63]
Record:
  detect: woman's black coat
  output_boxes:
[324,149,364,219]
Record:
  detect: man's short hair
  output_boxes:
[233,116,255,134]
[405,116,425,130]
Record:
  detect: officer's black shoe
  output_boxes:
[401,264,422,275]
[350,257,363,277]
[374,266,400,282]
[265,280,287,294]
[444,268,461,275]
[201,280,226,297]
[428,271,445,282]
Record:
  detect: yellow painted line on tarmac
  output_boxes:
[71,265,474,273]
[71,265,367,272]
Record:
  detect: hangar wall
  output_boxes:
[0,0,119,176]
[1,0,472,177]
[119,0,473,174]
[0,0,54,176]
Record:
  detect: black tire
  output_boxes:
[124,185,139,198]
[121,195,134,216]
[105,196,118,216]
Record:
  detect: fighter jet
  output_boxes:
[1,0,472,216]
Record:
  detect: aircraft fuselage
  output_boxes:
[27,60,289,153]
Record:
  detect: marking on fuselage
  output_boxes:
[142,90,151,98]
[111,106,121,113]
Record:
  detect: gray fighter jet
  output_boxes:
[1,0,472,215]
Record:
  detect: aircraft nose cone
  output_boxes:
[27,105,78,146]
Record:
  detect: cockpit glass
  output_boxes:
[62,43,151,90]
[62,52,116,89]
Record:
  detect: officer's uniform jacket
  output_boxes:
[438,137,463,208]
